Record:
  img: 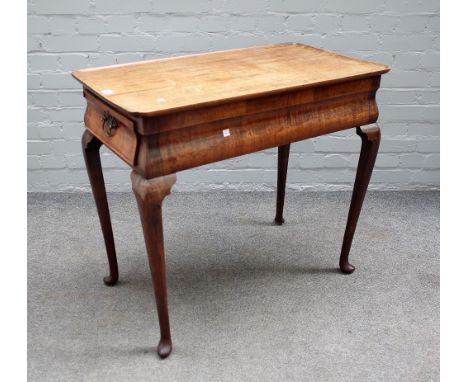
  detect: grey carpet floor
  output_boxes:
[28,191,439,382]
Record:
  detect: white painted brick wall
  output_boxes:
[27,0,440,192]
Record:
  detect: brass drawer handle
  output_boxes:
[101,111,118,137]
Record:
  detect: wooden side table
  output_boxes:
[72,43,390,358]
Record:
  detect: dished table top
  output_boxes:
[72,43,389,117]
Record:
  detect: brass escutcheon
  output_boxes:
[101,111,118,137]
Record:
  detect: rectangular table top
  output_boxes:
[72,43,389,117]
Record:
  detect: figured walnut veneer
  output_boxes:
[74,44,387,178]
[73,43,390,359]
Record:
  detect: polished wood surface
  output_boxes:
[72,43,389,116]
[135,76,380,178]
[82,131,119,286]
[275,144,290,225]
[75,43,389,359]
[340,126,381,274]
[84,91,138,165]
[131,172,176,359]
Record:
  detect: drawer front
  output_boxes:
[84,91,138,165]
[136,82,379,178]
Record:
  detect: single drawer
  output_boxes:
[84,90,138,165]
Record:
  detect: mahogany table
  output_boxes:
[72,43,390,358]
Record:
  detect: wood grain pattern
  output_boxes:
[75,43,390,360]
[139,75,381,135]
[84,90,138,165]
[135,77,380,178]
[72,43,389,117]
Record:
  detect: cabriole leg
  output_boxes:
[131,171,176,359]
[82,130,119,286]
[274,143,290,225]
[339,125,381,274]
